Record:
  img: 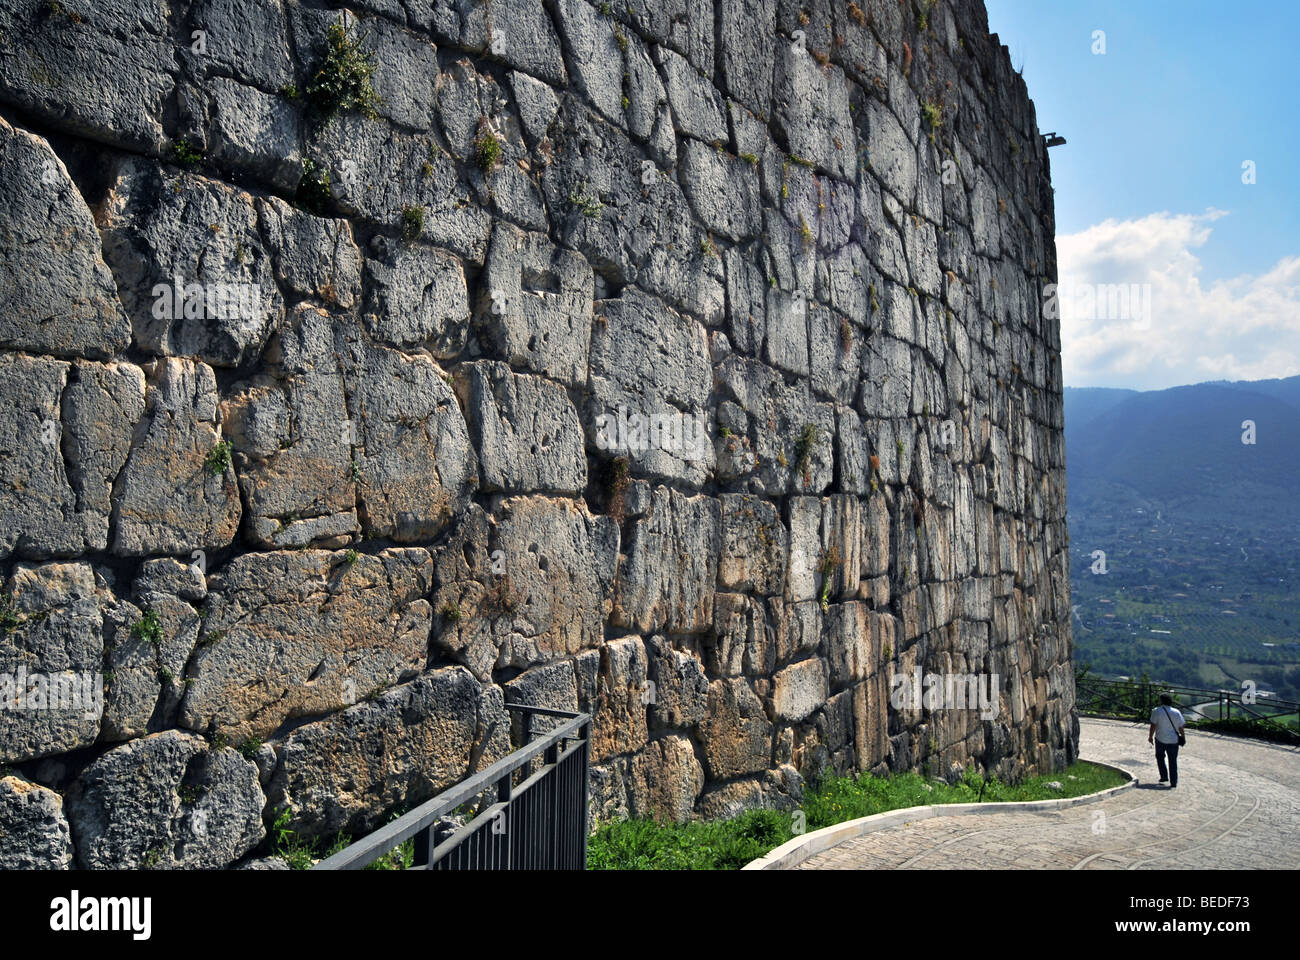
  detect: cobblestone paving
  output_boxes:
[794,719,1300,869]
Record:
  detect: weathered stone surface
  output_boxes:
[646,635,708,729]
[479,223,593,386]
[699,678,773,779]
[257,197,363,310]
[336,337,476,543]
[0,562,106,763]
[100,593,200,743]
[0,775,73,869]
[679,139,762,242]
[0,118,130,359]
[112,359,242,556]
[267,667,481,836]
[615,487,720,634]
[222,305,358,549]
[363,242,469,354]
[587,288,714,487]
[461,361,586,495]
[771,657,829,722]
[582,635,649,762]
[0,354,140,559]
[66,730,264,869]
[719,494,787,594]
[99,159,283,368]
[629,735,704,822]
[180,548,433,742]
[0,0,175,152]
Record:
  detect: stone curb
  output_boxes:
[741,759,1138,870]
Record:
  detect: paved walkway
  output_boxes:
[795,718,1300,869]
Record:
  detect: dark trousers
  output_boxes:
[1155,740,1179,787]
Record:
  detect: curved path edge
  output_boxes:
[742,761,1138,871]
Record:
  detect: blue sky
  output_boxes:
[984,0,1300,390]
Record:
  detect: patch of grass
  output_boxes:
[439,603,462,623]
[400,204,424,243]
[474,125,503,174]
[305,20,380,121]
[789,153,814,169]
[614,28,628,53]
[343,548,360,566]
[170,137,203,170]
[295,157,332,216]
[237,737,263,760]
[132,608,163,649]
[205,439,232,477]
[739,152,759,165]
[589,761,1128,869]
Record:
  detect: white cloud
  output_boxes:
[1056,210,1300,389]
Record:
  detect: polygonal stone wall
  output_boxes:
[0,0,1077,868]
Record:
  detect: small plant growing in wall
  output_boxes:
[839,316,853,351]
[921,102,942,143]
[474,121,503,174]
[817,545,842,610]
[568,184,603,219]
[0,596,20,636]
[400,205,424,242]
[237,737,263,761]
[205,439,232,477]
[170,137,203,170]
[132,608,163,649]
[439,602,462,623]
[343,548,359,566]
[295,158,332,215]
[794,423,818,485]
[305,19,381,120]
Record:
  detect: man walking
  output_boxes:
[1148,692,1186,788]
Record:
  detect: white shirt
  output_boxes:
[1150,706,1185,745]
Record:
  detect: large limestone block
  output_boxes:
[587,288,714,488]
[615,486,720,635]
[363,242,469,355]
[266,667,482,837]
[257,197,363,310]
[0,775,73,869]
[479,223,594,386]
[629,735,704,822]
[0,118,130,358]
[0,354,142,559]
[718,494,787,594]
[646,635,708,729]
[222,305,357,549]
[0,0,175,152]
[0,562,106,763]
[461,361,587,495]
[99,159,283,367]
[112,358,242,556]
[180,548,433,742]
[66,730,264,869]
[771,657,829,722]
[699,678,773,779]
[337,337,476,543]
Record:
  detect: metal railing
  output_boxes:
[1076,674,1300,743]
[313,704,591,870]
